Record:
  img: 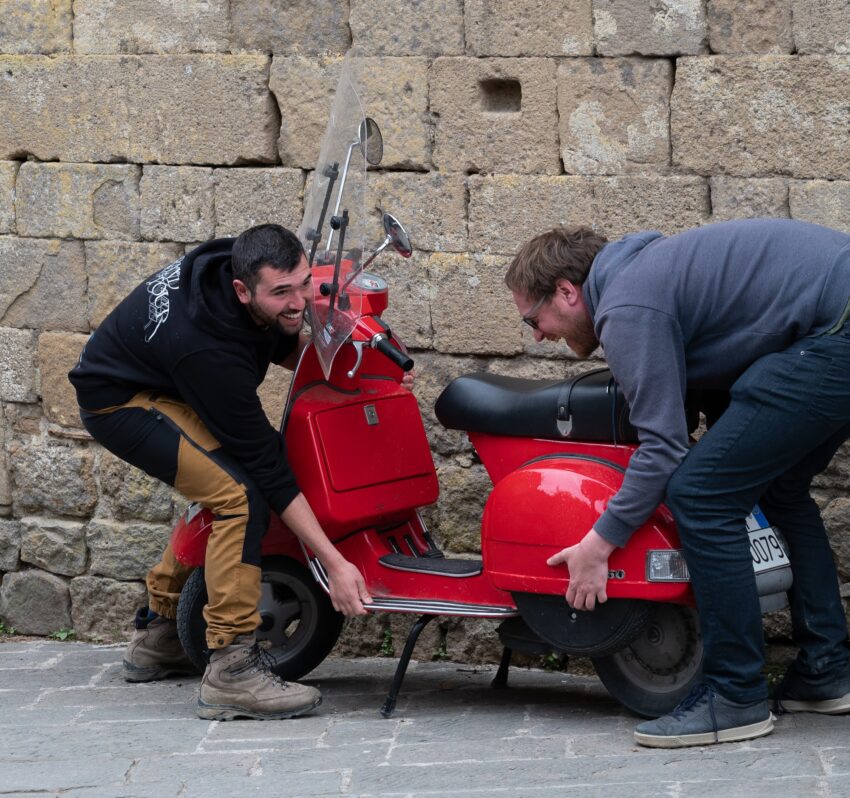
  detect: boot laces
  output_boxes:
[230,642,290,688]
[670,683,720,741]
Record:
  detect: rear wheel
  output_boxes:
[177,556,344,680]
[591,603,703,718]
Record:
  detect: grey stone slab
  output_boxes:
[33,681,198,709]
[679,778,828,797]
[390,734,567,764]
[0,666,102,690]
[1,755,134,793]
[204,714,328,742]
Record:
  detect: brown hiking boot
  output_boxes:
[197,635,322,721]
[123,608,199,683]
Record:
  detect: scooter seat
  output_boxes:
[434,368,638,443]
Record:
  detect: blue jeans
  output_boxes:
[666,322,850,703]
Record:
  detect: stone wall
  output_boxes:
[1,2,849,662]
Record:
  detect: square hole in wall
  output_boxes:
[479,79,522,113]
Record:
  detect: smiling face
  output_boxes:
[512,279,599,358]
[233,255,312,335]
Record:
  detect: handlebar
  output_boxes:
[373,334,414,372]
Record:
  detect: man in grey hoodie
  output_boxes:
[506,218,850,748]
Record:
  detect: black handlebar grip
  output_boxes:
[375,336,414,372]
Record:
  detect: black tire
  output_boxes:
[591,603,703,718]
[177,556,344,680]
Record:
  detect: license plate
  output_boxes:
[746,507,790,574]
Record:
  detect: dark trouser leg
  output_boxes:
[665,326,850,702]
[81,392,269,648]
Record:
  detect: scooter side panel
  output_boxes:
[481,457,691,603]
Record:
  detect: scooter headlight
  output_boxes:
[646,550,691,582]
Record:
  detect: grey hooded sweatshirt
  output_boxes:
[582,218,850,547]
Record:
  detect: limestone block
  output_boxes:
[789,180,850,234]
[431,57,560,175]
[350,0,464,55]
[708,0,793,53]
[37,332,88,429]
[368,172,467,253]
[814,440,850,492]
[70,575,147,642]
[0,519,21,571]
[15,163,141,241]
[672,56,850,180]
[793,0,850,54]
[10,438,98,517]
[431,462,491,552]
[0,0,71,54]
[468,175,710,255]
[257,366,294,431]
[20,516,87,576]
[430,253,523,356]
[74,0,230,54]
[443,618,503,663]
[372,251,433,350]
[230,0,350,55]
[0,237,87,331]
[823,497,850,582]
[214,168,304,239]
[710,177,789,221]
[98,449,175,523]
[0,425,10,509]
[0,327,37,402]
[0,569,71,635]
[3,402,42,438]
[85,241,184,329]
[593,0,707,55]
[0,55,277,165]
[87,519,171,580]
[271,56,431,170]
[140,166,215,243]
[558,58,672,175]
[465,0,592,56]
[0,162,18,234]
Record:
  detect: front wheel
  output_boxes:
[591,603,703,718]
[177,556,344,680]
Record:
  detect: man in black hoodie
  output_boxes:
[70,224,371,720]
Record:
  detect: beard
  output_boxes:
[568,312,600,359]
[246,297,303,334]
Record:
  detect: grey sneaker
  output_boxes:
[634,684,774,748]
[123,608,199,683]
[197,635,322,721]
[772,660,850,715]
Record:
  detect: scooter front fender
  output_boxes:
[481,455,692,603]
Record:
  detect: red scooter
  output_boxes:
[170,57,793,718]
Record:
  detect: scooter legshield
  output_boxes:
[481,455,691,603]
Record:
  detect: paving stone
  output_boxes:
[74,0,230,53]
[0,55,277,165]
[465,0,592,56]
[351,0,464,55]
[793,0,850,53]
[431,57,560,174]
[0,237,87,332]
[230,0,350,55]
[0,161,18,234]
[789,179,850,234]
[0,0,72,54]
[593,0,707,55]
[1,755,134,793]
[558,58,672,175]
[213,167,304,239]
[708,0,793,53]
[16,162,141,241]
[672,56,850,179]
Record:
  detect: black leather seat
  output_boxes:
[434,368,638,443]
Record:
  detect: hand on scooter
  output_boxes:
[547,528,616,611]
[326,558,373,617]
[401,368,416,391]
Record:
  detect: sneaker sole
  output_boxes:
[196,696,322,721]
[778,695,850,715]
[123,660,199,683]
[634,714,775,748]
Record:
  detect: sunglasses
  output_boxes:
[521,294,550,330]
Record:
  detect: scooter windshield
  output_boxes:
[298,56,371,379]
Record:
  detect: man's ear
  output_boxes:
[232,279,251,306]
[553,278,582,306]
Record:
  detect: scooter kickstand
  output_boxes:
[491,646,513,690]
[380,614,436,718]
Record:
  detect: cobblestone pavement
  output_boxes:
[1,639,849,797]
